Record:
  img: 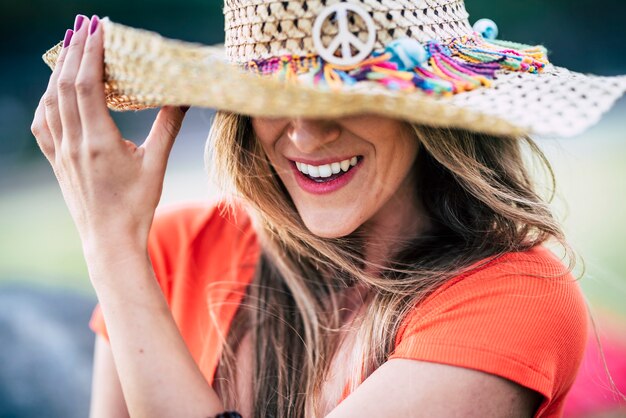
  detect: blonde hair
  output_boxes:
[204,112,572,418]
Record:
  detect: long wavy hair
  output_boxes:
[204,111,573,418]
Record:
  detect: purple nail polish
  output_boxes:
[89,15,100,35]
[63,29,74,48]
[74,14,86,32]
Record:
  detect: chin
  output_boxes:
[299,210,361,239]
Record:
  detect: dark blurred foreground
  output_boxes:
[0,284,94,418]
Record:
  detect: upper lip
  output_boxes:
[288,156,360,165]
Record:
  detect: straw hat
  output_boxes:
[42,0,626,138]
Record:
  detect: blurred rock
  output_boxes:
[0,283,95,418]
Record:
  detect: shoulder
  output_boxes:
[442,245,579,303]
[149,199,257,266]
[150,198,255,248]
[390,246,588,411]
[404,246,586,323]
[148,199,259,291]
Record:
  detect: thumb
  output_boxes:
[143,105,188,165]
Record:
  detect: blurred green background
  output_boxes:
[0,0,625,416]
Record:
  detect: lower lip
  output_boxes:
[291,159,362,195]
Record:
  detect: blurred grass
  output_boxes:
[1,107,625,321]
[0,179,88,291]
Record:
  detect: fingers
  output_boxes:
[31,96,56,163]
[39,13,118,166]
[142,106,188,168]
[75,15,117,140]
[43,29,72,148]
[57,14,91,148]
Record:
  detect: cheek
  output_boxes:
[371,135,419,204]
[251,118,286,154]
[399,139,420,173]
[380,130,419,177]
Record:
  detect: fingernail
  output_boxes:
[180,106,190,113]
[74,14,86,32]
[89,15,100,35]
[63,29,74,48]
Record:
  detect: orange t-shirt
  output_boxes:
[90,201,588,417]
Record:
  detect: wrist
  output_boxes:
[82,230,149,270]
[81,222,149,252]
[83,242,153,296]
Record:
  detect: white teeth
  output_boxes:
[318,165,332,178]
[296,157,359,177]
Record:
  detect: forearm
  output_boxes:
[33,13,213,416]
[84,240,225,418]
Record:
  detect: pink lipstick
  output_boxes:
[291,157,362,195]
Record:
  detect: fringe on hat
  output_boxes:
[244,33,549,96]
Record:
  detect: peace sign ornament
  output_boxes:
[312,3,377,66]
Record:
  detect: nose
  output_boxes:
[286,118,341,154]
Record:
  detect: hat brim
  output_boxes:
[43,18,626,138]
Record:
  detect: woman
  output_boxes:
[34,2,625,417]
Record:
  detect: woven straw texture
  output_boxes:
[42,10,626,138]
[223,0,474,63]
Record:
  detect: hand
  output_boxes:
[31,14,188,254]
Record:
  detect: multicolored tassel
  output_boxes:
[244,33,549,96]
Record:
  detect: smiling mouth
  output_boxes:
[293,156,362,183]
